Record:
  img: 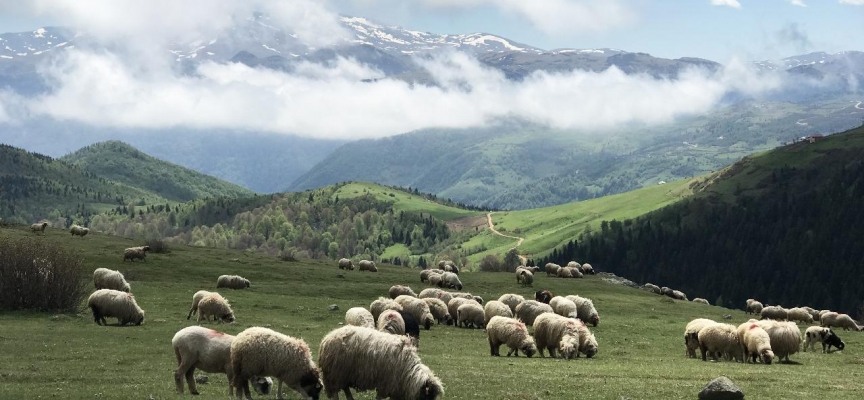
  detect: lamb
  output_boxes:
[420,269,443,283]
[552,297,579,319]
[358,260,378,272]
[757,320,802,362]
[422,297,452,325]
[197,292,236,324]
[428,273,443,287]
[685,318,716,358]
[556,267,574,278]
[369,297,403,322]
[30,222,48,234]
[692,298,710,305]
[670,290,687,301]
[534,289,553,304]
[318,325,443,400]
[742,323,775,364]
[337,258,354,270]
[786,307,814,324]
[514,300,554,326]
[804,326,845,353]
[644,283,661,294]
[745,299,764,315]
[388,285,417,299]
[533,313,581,359]
[87,289,145,326]
[187,290,214,321]
[498,293,525,314]
[447,297,478,323]
[564,295,600,327]
[517,269,534,286]
[394,295,436,330]
[376,309,406,336]
[70,224,89,238]
[418,288,454,306]
[439,271,463,290]
[697,323,744,362]
[544,263,560,276]
[457,302,485,329]
[217,275,250,290]
[486,316,538,357]
[93,268,131,292]
[821,312,863,331]
[123,246,151,262]
[230,327,323,400]
[760,305,788,321]
[484,300,513,325]
[580,263,595,275]
[344,307,375,329]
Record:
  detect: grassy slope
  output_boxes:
[331,182,484,221]
[1,225,862,399]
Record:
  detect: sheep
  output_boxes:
[420,269,443,283]
[93,268,131,292]
[123,246,151,262]
[566,261,581,269]
[760,305,788,321]
[486,316,537,357]
[801,306,821,322]
[498,293,525,315]
[358,260,377,272]
[187,290,214,321]
[444,263,460,274]
[449,292,476,300]
[533,313,581,359]
[517,269,534,286]
[87,289,145,326]
[697,323,744,362]
[428,274,443,287]
[70,224,89,238]
[746,299,764,315]
[556,267,574,278]
[457,302,485,329]
[660,287,671,296]
[670,290,687,301]
[552,297,579,319]
[197,292,236,324]
[821,312,863,331]
[337,258,354,271]
[534,289,553,304]
[742,323,775,364]
[437,260,456,270]
[447,297,478,323]
[318,325,443,400]
[398,310,421,346]
[376,309,406,336]
[804,326,845,353]
[574,319,599,358]
[564,295,600,327]
[472,296,484,305]
[757,320,802,362]
[30,222,48,234]
[439,271,463,290]
[685,318,716,358]
[395,295,436,330]
[344,307,375,329]
[388,285,417,299]
[544,263,560,276]
[230,327,322,400]
[581,263,595,275]
[217,275,250,290]
[483,300,513,325]
[692,298,710,305]
[787,307,814,324]
[369,297,403,322]
[418,288,454,306]
[514,300,554,326]
[422,297,452,325]
[644,283,661,294]
[568,267,584,279]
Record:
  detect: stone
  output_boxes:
[698,376,744,400]
[329,304,339,311]
[195,375,209,384]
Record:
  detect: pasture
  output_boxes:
[1,225,862,399]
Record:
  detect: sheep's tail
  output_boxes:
[174,346,182,366]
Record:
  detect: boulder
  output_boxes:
[698,376,744,400]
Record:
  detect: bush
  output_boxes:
[478,254,504,272]
[144,238,170,254]
[0,238,87,312]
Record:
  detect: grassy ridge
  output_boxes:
[332,182,484,221]
[1,225,862,399]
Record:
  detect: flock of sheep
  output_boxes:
[29,222,90,237]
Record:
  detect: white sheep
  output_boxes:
[345,307,375,329]
[564,295,600,327]
[337,258,354,270]
[428,274,443,287]
[420,269,443,283]
[566,261,581,269]
[552,297,579,319]
[760,305,788,321]
[444,263,460,274]
[801,306,821,322]
[395,295,436,330]
[369,297,403,322]
[87,289,145,326]
[217,275,250,290]
[446,297,477,322]
[30,222,48,234]
[70,224,89,237]
[187,290,214,321]
[517,269,534,286]
[804,326,845,353]
[498,293,525,315]
[742,323,775,364]
[388,285,417,299]
[745,299,764,315]
[457,302,485,329]
[319,326,443,399]
[439,271,463,290]
[358,259,377,272]
[472,295,484,305]
[580,263,595,275]
[670,290,687,301]
[545,263,560,276]
[230,327,323,400]
[93,268,131,292]
[757,320,802,362]
[484,300,513,325]
[123,246,151,262]
[684,318,716,358]
[644,283,661,294]
[418,288,454,306]
[437,260,456,270]
[574,318,599,358]
[486,316,538,357]
[514,300,554,326]
[198,292,235,324]
[692,298,710,305]
[556,267,574,278]
[449,292,475,300]
[786,307,814,324]
[533,313,581,359]
[821,312,863,331]
[376,309,406,336]
[697,323,744,362]
[660,287,671,296]
[422,297,452,325]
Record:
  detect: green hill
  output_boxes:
[0,225,861,399]
[61,141,254,201]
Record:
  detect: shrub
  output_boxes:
[478,254,504,272]
[0,238,87,312]
[144,238,170,254]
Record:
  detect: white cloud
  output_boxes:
[786,0,807,6]
[839,0,864,4]
[711,0,742,8]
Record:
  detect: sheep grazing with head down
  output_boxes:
[544,263,560,276]
[457,302,485,329]
[217,275,250,290]
[87,289,145,326]
[449,292,476,300]
[377,309,406,336]
[319,325,443,400]
[804,326,845,353]
[564,295,600,327]
[30,222,48,234]
[420,269,443,283]
[444,263,460,274]
[369,297,403,322]
[93,268,131,293]
[692,298,710,305]
[418,288,454,306]
[123,246,151,262]
[230,327,322,400]
[447,297,478,324]
[580,263,595,275]
[437,260,456,270]
[439,272,463,290]
[566,261,581,269]
[556,267,574,278]
[517,269,534,286]
[821,312,863,331]
[787,307,814,324]
[684,318,716,358]
[801,306,821,322]
[514,300,554,326]
[669,290,687,301]
[422,297,452,325]
[644,283,661,294]
[358,260,377,272]
[697,323,744,362]
[395,295,436,331]
[345,307,375,329]
[498,293,525,315]
[398,310,421,347]
[746,299,764,315]
[552,297,579,319]
[197,292,235,324]
[389,285,417,299]
[742,323,775,364]
[534,289,553,304]
[70,224,89,238]
[486,316,537,357]
[187,290,215,321]
[660,287,671,296]
[574,318,599,358]
[472,295,484,305]
[533,313,581,359]
[757,320,802,362]
[761,306,788,321]
[337,258,354,270]
[484,300,513,325]
[428,274,443,287]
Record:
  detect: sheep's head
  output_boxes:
[582,335,598,358]
[134,314,145,326]
[445,314,454,326]
[244,280,250,288]
[761,349,774,364]
[589,314,600,327]
[221,313,236,324]
[455,284,463,290]
[472,296,483,305]
[299,369,323,400]
[825,331,845,350]
[559,335,579,359]
[423,316,434,331]
[419,377,444,400]
[252,377,273,395]
[121,283,131,293]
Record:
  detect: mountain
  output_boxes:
[60,141,254,201]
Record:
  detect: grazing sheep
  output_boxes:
[93,268,131,292]
[544,263,560,276]
[395,295,435,330]
[447,298,477,323]
[514,300,554,326]
[428,274,443,287]
[574,319,599,358]
[230,327,322,400]
[337,258,354,271]
[742,323,775,364]
[801,307,821,322]
[449,292,476,300]
[422,297,452,325]
[548,296,566,312]
[439,272,463,290]
[197,292,235,324]
[318,326,443,400]
[369,297,403,322]
[552,297,579,319]
[660,287,671,296]
[358,260,377,272]
[498,293,525,315]
[87,289,145,326]
[187,290,215,321]
[344,307,375,329]
[420,269,443,283]
[216,275,250,290]
[472,296,484,305]
[30,222,48,234]
[746,299,764,315]
[804,326,845,353]
[644,283,661,294]
[123,246,151,262]
[484,301,513,325]
[569,267,584,279]
[486,316,537,357]
[533,313,581,359]
[566,261,581,269]
[444,264,460,274]
[670,290,687,301]
[564,295,600,327]
[398,310,421,346]
[534,289,553,304]
[70,224,89,238]
[388,285,417,299]
[376,309,406,336]
[581,263,595,275]
[757,320,802,362]
[787,307,814,324]
[437,260,456,270]
[556,267,574,278]
[821,312,863,331]
[517,269,534,286]
[457,303,485,329]
[760,306,788,321]
[692,298,710,305]
[697,323,744,362]
[418,288,454,306]
[685,318,716,358]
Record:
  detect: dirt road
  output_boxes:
[486,212,527,264]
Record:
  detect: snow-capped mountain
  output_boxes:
[753,51,864,72]
[0,27,75,60]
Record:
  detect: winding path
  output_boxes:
[486,212,527,264]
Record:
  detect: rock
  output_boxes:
[329,304,339,311]
[723,315,733,320]
[698,376,744,400]
[337,273,345,278]
[195,375,209,384]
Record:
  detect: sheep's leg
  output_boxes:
[699,344,708,361]
[344,388,356,400]
[185,367,198,395]
[186,306,195,320]
[489,338,498,356]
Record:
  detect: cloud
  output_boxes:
[786,0,807,6]
[776,23,811,53]
[711,0,742,8]
[839,0,864,5]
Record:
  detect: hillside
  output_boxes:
[545,124,864,315]
[61,141,254,201]
[1,225,862,399]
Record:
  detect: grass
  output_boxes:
[332,182,484,221]
[1,225,862,399]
